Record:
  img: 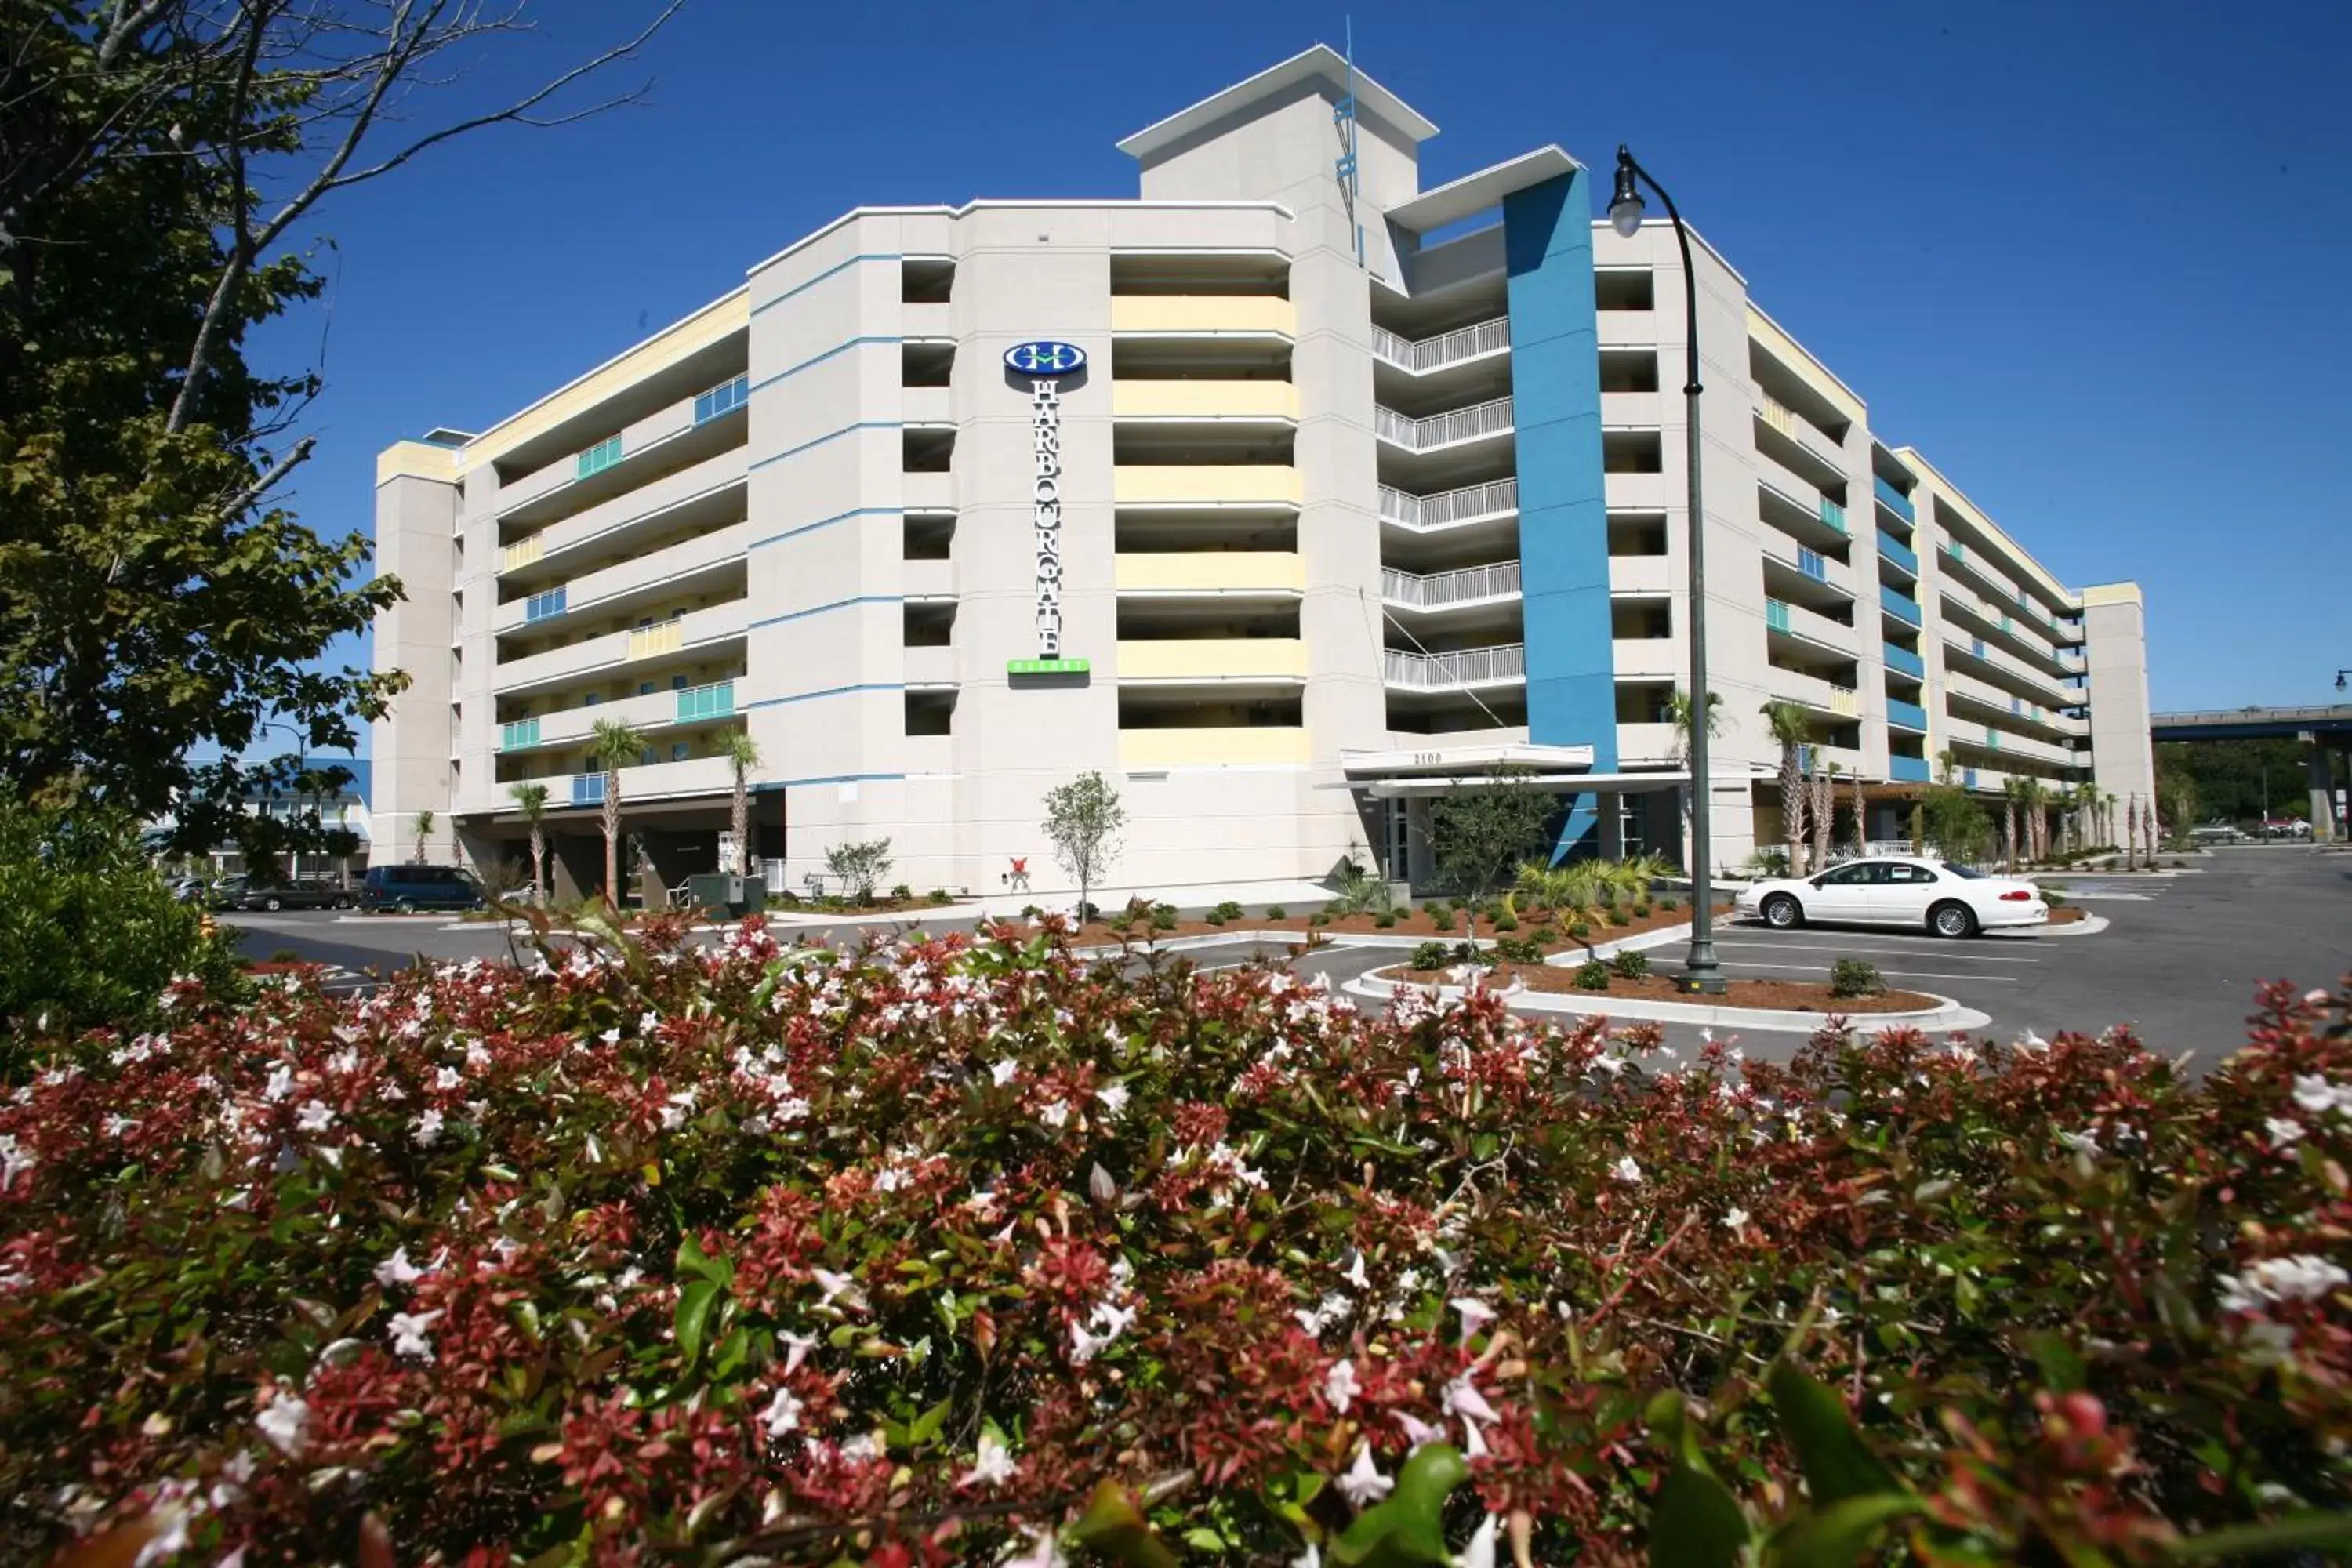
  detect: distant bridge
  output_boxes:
[2151,704,2352,743]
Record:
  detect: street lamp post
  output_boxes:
[1610,145,1724,993]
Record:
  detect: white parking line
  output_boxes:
[1719,960,2020,985]
[1713,938,2041,964]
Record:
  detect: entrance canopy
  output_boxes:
[1339,742,1751,798]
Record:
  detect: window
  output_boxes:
[693,374,750,424]
[670,742,689,762]
[637,681,654,696]
[1815,863,1884,886]
[1886,864,1936,884]
[524,586,567,622]
[575,434,622,479]
[639,748,657,767]
[584,693,602,707]
[670,674,688,691]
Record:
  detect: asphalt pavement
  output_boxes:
[218,846,2348,1069]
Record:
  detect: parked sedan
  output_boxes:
[238,878,354,912]
[1735,855,2046,938]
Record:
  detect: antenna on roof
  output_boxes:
[1334,16,1364,267]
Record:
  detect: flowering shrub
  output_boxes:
[2,916,2349,1565]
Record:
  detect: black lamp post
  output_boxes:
[1610,145,1723,994]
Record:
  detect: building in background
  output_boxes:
[147,757,375,882]
[370,45,2154,899]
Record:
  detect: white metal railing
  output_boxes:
[1374,395,1515,452]
[1377,477,1519,531]
[1370,315,1511,373]
[1862,840,1916,858]
[1381,561,1522,608]
[1382,642,1526,688]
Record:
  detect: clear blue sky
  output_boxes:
[258,0,2352,753]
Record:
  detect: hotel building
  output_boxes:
[370,45,2154,898]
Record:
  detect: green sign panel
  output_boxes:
[1007,657,1091,676]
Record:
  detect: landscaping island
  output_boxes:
[1387,961,1942,1014]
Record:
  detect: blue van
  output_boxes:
[359,864,484,913]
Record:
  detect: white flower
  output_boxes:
[2219,1254,2350,1314]
[1343,1250,1371,1290]
[387,1308,442,1361]
[434,1066,463,1092]
[1393,1410,1443,1450]
[1588,1053,1628,1077]
[1443,1374,1498,1425]
[466,1040,493,1071]
[373,1247,425,1289]
[1722,1207,1750,1232]
[263,1065,295,1102]
[412,1109,445,1149]
[2016,1029,2050,1054]
[991,1060,1018,1087]
[2058,1127,2100,1155]
[1091,1299,1138,1342]
[1611,1155,1642,1185]
[960,1429,1016,1489]
[103,1114,137,1139]
[0,1134,31,1190]
[1000,1527,1067,1568]
[2267,1117,2307,1149]
[780,1329,818,1374]
[326,1049,360,1077]
[1460,1513,1501,1568]
[1450,1297,1497,1343]
[812,1268,866,1312]
[131,1501,191,1566]
[1460,1414,1489,1457]
[760,1385,804,1437]
[1094,1082,1130,1118]
[1039,1099,1070,1130]
[294,1100,335,1134]
[255,1395,310,1457]
[1291,1544,1321,1568]
[638,1011,660,1035]
[1323,1358,1360,1413]
[1336,1443,1392,1508]
[661,1090,698,1131]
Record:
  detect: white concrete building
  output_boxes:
[370,45,2154,899]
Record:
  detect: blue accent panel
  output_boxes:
[1889,755,1932,784]
[1551,794,1602,866]
[748,771,907,791]
[742,682,906,709]
[749,337,900,396]
[746,595,901,631]
[750,253,899,316]
[1504,172,1614,809]
[1873,474,1915,523]
[749,506,899,551]
[749,421,899,472]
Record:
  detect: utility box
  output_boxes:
[684,872,764,916]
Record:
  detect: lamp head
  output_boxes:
[2337,669,2347,691]
[1609,146,1646,238]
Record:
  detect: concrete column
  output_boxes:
[2311,742,2338,842]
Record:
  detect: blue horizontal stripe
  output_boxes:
[750,336,900,396]
[749,253,899,316]
[742,683,906,710]
[748,506,901,551]
[747,595,901,631]
[749,771,908,792]
[749,420,899,471]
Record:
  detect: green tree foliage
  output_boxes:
[0,786,238,1062]
[0,3,672,820]
[1041,770,1126,916]
[1427,764,1558,906]
[2158,739,2339,824]
[1921,781,1992,864]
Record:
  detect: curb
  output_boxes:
[762,903,986,928]
[2030,913,2111,937]
[1344,967,1991,1036]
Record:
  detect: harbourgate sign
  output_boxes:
[1004,341,1090,677]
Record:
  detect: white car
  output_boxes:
[1734,855,2046,938]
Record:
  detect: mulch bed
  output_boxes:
[1392,964,1940,1015]
[2048,906,2087,925]
[1065,901,1730,950]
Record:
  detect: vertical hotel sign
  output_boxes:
[1003,340,1090,676]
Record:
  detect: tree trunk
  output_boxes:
[1809,770,1832,869]
[731,773,751,877]
[529,823,546,898]
[1780,746,1808,875]
[602,774,622,906]
[1850,771,1865,858]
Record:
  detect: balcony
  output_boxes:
[502,680,739,757]
[492,599,747,695]
[1879,586,1922,628]
[1114,552,1304,597]
[1949,724,2078,771]
[1882,642,1926,680]
[1377,477,1518,533]
[1755,466,1849,550]
[1873,474,1915,524]
[1888,755,1933,784]
[1762,539,1854,607]
[1113,465,1301,509]
[1381,561,1522,610]
[1942,662,2085,736]
[500,446,749,583]
[902,300,953,341]
[1767,597,1860,655]
[1771,666,1860,720]
[1611,637,1679,680]
[1116,637,1308,683]
[1374,395,1515,453]
[1109,296,1297,339]
[903,471,955,515]
[1755,395,1846,482]
[1938,593,2074,684]
[1109,381,1299,423]
[1617,720,1679,764]
[1607,554,1673,596]
[1875,529,1918,579]
[1117,727,1312,770]
[1383,643,1526,690]
[1370,315,1509,374]
[902,645,958,688]
[493,524,748,634]
[1886,698,1929,732]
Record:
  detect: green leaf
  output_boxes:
[2167,1512,2352,1561]
[1647,1466,1750,1568]
[1331,1445,1467,1566]
[1768,1494,1921,1568]
[676,1234,732,1287]
[673,1279,720,1369]
[907,1396,951,1446]
[1767,1360,1902,1506]
[2022,1330,2086,1393]
[1068,1479,1179,1568]
[1646,1388,1711,1475]
[710,1326,750,1382]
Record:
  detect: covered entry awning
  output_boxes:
[1339,742,1755,798]
[1359,769,1759,798]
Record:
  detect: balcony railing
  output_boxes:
[1889,755,1933,784]
[1381,561,1522,608]
[1797,546,1828,580]
[1887,698,1929,731]
[1382,642,1526,688]
[1370,315,1509,373]
[1374,395,1515,452]
[1873,474,1915,523]
[500,718,542,752]
[1377,477,1518,531]
[675,679,735,723]
[1880,586,1922,627]
[1876,530,1918,576]
[572,773,607,807]
[1766,598,1792,633]
[1883,642,1926,680]
[524,586,567,623]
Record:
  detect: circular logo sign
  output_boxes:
[1004,340,1087,377]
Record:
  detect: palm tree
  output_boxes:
[587,719,645,906]
[1849,767,1866,858]
[1667,688,1724,873]
[412,808,434,865]
[1810,759,1838,872]
[2000,778,2024,873]
[510,782,550,900]
[717,730,761,878]
[1759,701,1813,875]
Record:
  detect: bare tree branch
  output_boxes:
[221,434,317,518]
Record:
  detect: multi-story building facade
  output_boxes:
[372,45,2154,898]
